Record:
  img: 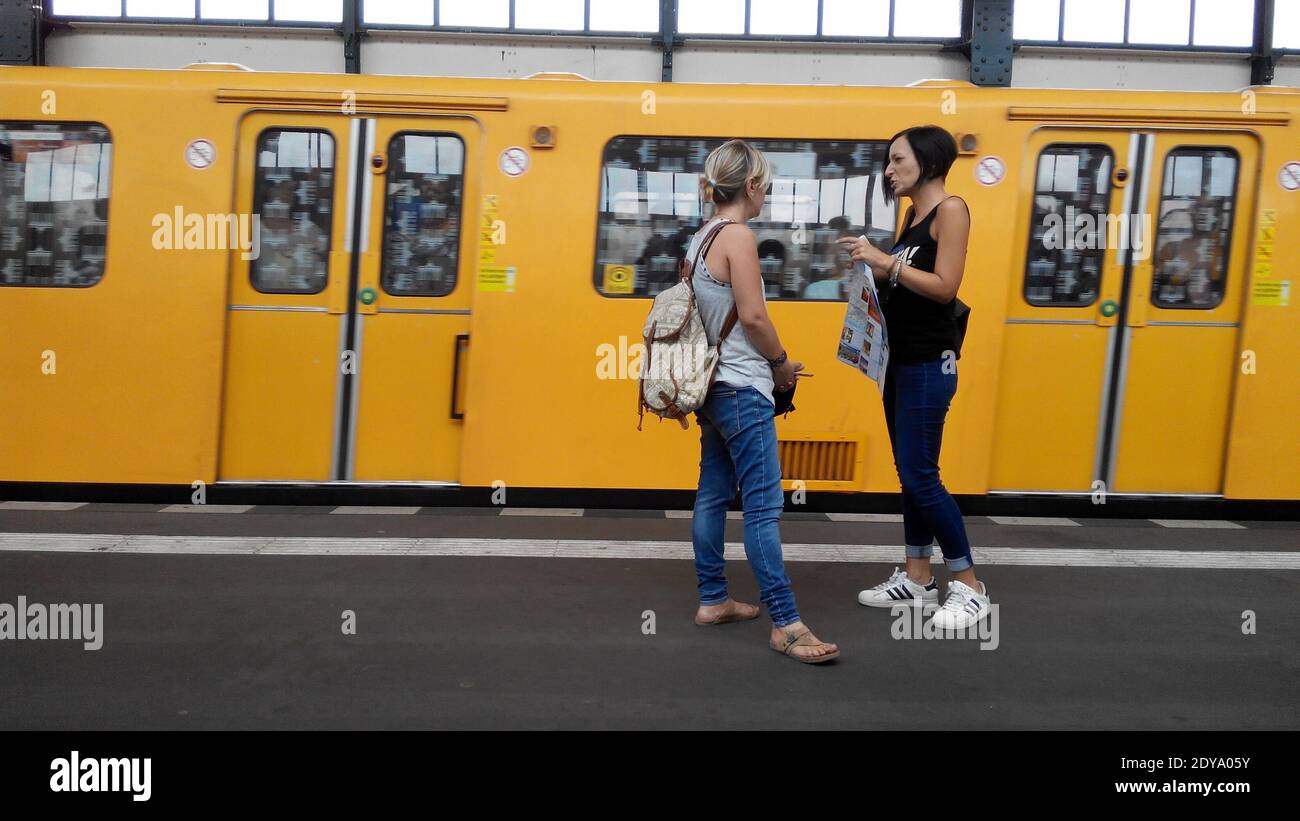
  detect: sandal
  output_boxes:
[694,599,761,625]
[770,629,840,664]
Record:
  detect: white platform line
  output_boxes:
[498,508,585,517]
[987,516,1081,527]
[1151,519,1246,529]
[826,513,905,523]
[0,534,1296,570]
[160,504,255,514]
[330,506,422,515]
[0,501,87,511]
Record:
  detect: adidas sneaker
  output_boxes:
[857,566,939,608]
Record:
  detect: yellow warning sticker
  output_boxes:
[1252,279,1290,306]
[1254,261,1273,278]
[603,263,636,294]
[1261,209,1276,226]
[479,194,501,266]
[478,265,516,293]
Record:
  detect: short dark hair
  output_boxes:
[885,125,957,204]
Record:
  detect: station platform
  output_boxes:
[1,502,1296,731]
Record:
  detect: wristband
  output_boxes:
[766,350,788,369]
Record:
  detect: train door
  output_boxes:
[218,114,476,483]
[990,128,1257,495]
[350,118,475,482]
[1109,132,1257,493]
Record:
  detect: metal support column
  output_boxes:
[653,0,680,82]
[964,0,1013,87]
[341,0,363,74]
[0,0,45,66]
[1251,0,1276,86]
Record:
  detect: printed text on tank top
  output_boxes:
[901,195,953,246]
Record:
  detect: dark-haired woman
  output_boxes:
[837,125,991,630]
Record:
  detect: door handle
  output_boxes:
[450,333,469,420]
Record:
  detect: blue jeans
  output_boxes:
[691,384,800,627]
[881,357,974,572]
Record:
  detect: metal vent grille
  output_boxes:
[779,440,857,482]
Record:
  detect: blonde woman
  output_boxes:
[688,139,838,664]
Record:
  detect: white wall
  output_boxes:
[1274,54,1300,86]
[673,42,967,86]
[40,23,1300,91]
[45,25,341,73]
[362,31,661,80]
[1012,46,1254,91]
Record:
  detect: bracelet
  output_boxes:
[889,258,903,288]
[766,350,788,368]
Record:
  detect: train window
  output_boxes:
[1150,147,1237,309]
[1022,143,1113,306]
[250,128,334,295]
[380,133,464,297]
[593,136,896,299]
[0,122,111,288]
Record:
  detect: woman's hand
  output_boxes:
[836,236,894,281]
[773,359,804,392]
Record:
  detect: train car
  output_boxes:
[0,64,1296,504]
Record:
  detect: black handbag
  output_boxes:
[773,381,797,417]
[950,298,972,357]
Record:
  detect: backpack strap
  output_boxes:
[682,217,734,289]
[687,218,740,347]
[718,305,739,343]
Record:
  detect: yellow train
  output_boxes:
[1,64,1296,503]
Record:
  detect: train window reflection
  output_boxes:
[1151,147,1237,309]
[0,122,111,288]
[250,128,334,295]
[380,133,464,297]
[594,136,896,300]
[1023,143,1113,307]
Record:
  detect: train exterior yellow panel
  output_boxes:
[1113,326,1237,493]
[989,325,1109,491]
[218,312,338,480]
[352,313,469,481]
[1,73,238,483]
[456,83,1018,494]
[0,67,1296,500]
[1223,91,1300,501]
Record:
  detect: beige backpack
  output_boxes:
[637,218,738,430]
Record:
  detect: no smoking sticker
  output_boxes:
[499,147,530,177]
[1280,161,1300,192]
[184,139,216,170]
[975,155,1005,186]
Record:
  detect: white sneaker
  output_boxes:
[857,566,939,608]
[927,580,991,630]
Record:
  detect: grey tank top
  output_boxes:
[688,218,775,406]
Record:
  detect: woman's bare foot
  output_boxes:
[695,598,761,625]
[770,621,839,663]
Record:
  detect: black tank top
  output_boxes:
[884,197,968,365]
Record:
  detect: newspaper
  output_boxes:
[836,260,889,393]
